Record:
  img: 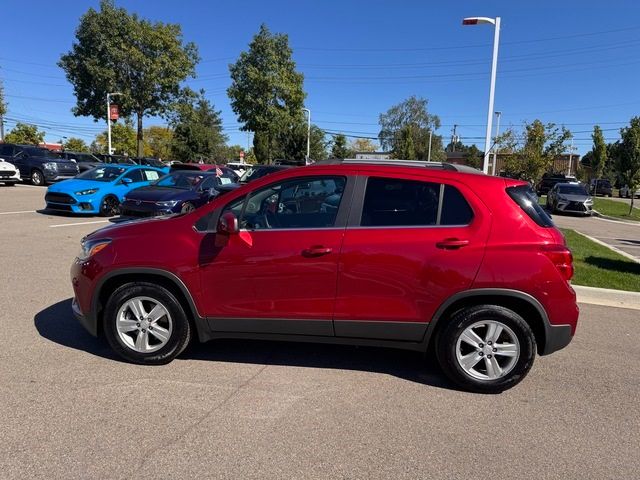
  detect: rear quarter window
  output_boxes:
[506,185,554,227]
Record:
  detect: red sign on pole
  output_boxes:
[109,104,119,121]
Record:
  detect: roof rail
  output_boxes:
[314,158,484,174]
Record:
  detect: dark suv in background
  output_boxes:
[59,151,103,173]
[589,178,613,197]
[0,143,79,185]
[535,173,578,196]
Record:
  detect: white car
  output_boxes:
[0,157,21,186]
[619,185,640,198]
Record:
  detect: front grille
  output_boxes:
[46,204,73,211]
[566,201,586,212]
[0,170,16,178]
[45,192,76,205]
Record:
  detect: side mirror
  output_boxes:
[121,177,133,186]
[217,211,239,235]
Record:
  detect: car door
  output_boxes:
[10,148,27,176]
[333,173,491,342]
[198,174,353,336]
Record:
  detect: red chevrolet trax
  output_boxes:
[71,160,579,393]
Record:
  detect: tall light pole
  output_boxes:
[106,92,122,155]
[427,130,433,162]
[302,108,311,165]
[492,111,502,176]
[463,16,501,175]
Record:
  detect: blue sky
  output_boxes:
[2,0,640,155]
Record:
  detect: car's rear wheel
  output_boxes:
[103,282,192,364]
[99,195,120,217]
[31,169,45,186]
[436,305,536,393]
[181,202,195,214]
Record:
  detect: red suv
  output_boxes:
[71,160,579,393]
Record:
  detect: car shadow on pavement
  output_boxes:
[585,256,640,274]
[34,298,120,361]
[184,339,463,392]
[34,299,462,391]
[35,208,95,218]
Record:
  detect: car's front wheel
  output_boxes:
[436,305,536,393]
[31,169,45,186]
[181,202,195,214]
[99,195,120,217]
[103,282,192,364]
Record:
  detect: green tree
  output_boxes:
[617,117,640,214]
[502,120,572,182]
[4,123,45,144]
[350,138,378,153]
[463,144,483,169]
[330,134,351,158]
[228,24,306,163]
[93,120,138,155]
[0,80,7,141]
[590,125,608,194]
[59,0,199,157]
[378,96,444,160]
[276,122,328,162]
[143,126,173,159]
[63,137,89,152]
[169,89,227,162]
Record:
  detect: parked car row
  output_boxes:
[43,163,288,217]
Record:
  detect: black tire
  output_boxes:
[180,201,195,214]
[4,182,16,186]
[99,195,120,217]
[31,169,45,186]
[103,282,192,364]
[435,305,536,393]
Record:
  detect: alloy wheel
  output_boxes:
[116,296,173,353]
[455,320,520,380]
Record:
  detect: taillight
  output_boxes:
[541,244,574,281]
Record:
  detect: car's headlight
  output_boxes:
[75,188,98,196]
[43,162,58,170]
[77,238,111,261]
[155,200,179,207]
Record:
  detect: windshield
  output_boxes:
[155,172,208,189]
[76,166,126,182]
[240,166,278,183]
[558,185,588,195]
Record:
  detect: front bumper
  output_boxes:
[72,296,98,337]
[45,192,101,214]
[120,200,178,217]
[44,170,79,182]
[0,170,20,182]
[556,200,593,214]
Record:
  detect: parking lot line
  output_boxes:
[15,184,44,189]
[0,210,37,215]
[49,220,109,228]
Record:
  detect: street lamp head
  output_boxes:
[463,17,497,26]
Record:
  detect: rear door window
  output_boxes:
[360,177,473,227]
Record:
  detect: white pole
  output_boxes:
[482,17,501,175]
[492,111,501,176]
[427,130,433,161]
[568,138,574,176]
[303,108,311,164]
[106,93,112,156]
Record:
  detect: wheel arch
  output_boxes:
[425,289,551,356]
[93,268,204,340]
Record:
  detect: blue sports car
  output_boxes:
[120,169,238,217]
[45,165,167,216]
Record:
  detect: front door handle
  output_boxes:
[302,246,333,257]
[436,238,470,250]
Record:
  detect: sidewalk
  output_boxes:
[574,285,640,310]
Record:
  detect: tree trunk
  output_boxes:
[136,111,144,158]
[630,195,635,216]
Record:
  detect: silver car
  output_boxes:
[546,182,593,216]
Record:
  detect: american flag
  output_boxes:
[215,166,223,177]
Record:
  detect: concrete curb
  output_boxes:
[574,285,640,310]
[573,231,640,263]
[592,210,640,224]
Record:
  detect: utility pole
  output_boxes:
[451,124,458,152]
[568,138,574,176]
[302,108,311,165]
[428,130,433,162]
[0,114,4,142]
[492,111,502,176]
[106,92,122,155]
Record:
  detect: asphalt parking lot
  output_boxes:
[1,184,639,479]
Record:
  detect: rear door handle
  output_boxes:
[302,246,333,257]
[436,238,470,250]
